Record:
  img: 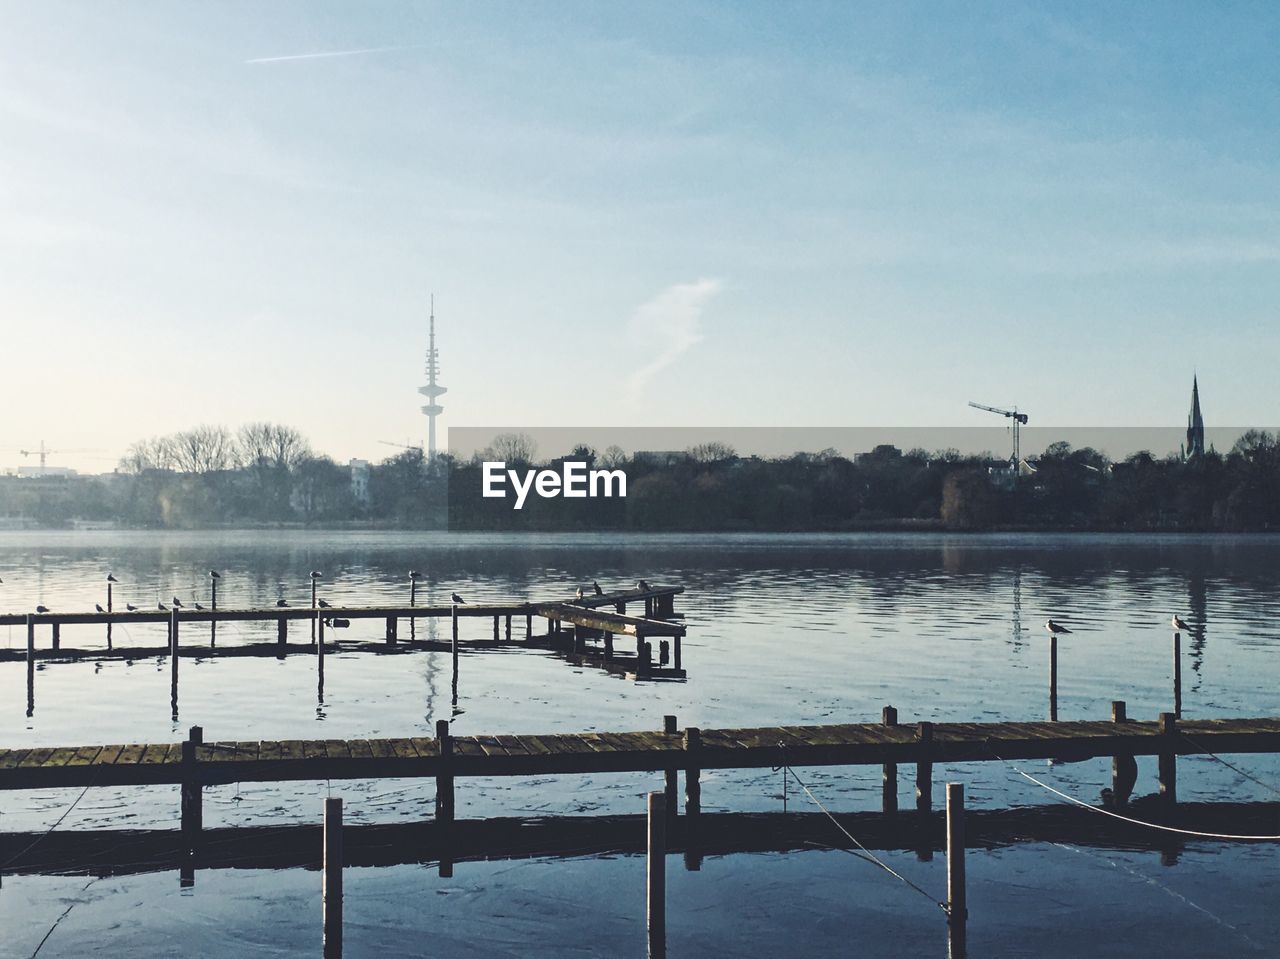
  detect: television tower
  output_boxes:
[418,296,446,457]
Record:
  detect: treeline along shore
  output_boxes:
[3,424,1279,532]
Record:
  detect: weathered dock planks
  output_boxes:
[2,716,1278,792]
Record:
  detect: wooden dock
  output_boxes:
[0,584,689,683]
[3,713,1277,801]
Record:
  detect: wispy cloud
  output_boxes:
[245,45,428,65]
[626,278,721,402]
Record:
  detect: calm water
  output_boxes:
[1,531,1278,957]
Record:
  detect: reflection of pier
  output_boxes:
[4,801,1276,879]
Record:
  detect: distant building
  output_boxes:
[1185,376,1205,460]
[16,466,77,478]
[349,459,371,504]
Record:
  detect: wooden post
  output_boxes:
[317,611,326,678]
[209,575,217,648]
[663,715,678,818]
[1049,635,1058,722]
[882,705,899,815]
[946,782,967,959]
[1158,711,1178,809]
[25,614,35,717]
[106,580,113,650]
[604,632,614,660]
[916,722,933,815]
[311,579,318,644]
[181,725,203,851]
[616,602,625,616]
[647,791,667,959]
[385,616,397,645]
[684,726,701,871]
[410,577,417,607]
[493,615,499,641]
[170,609,180,714]
[1172,631,1182,718]
[1110,700,1137,806]
[673,635,681,672]
[505,615,511,641]
[451,605,459,696]
[525,612,532,640]
[435,719,454,824]
[51,622,60,651]
[323,796,343,959]
[277,617,288,652]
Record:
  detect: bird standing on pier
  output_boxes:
[158,602,168,611]
[107,573,118,583]
[1172,615,1190,632]
[276,599,289,608]
[194,603,205,611]
[95,604,105,613]
[36,605,49,613]
[593,581,603,595]
[451,592,466,604]
[637,580,650,592]
[172,596,183,608]
[310,571,322,580]
[1044,620,1071,635]
[318,599,332,609]
[576,586,585,603]
[209,570,220,579]
[126,603,139,611]
[409,570,421,580]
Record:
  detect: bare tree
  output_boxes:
[600,445,628,469]
[238,422,312,470]
[688,441,736,464]
[118,436,178,474]
[171,425,240,474]
[484,432,537,465]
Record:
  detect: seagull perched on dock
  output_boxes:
[1172,615,1191,632]
[126,603,139,611]
[1044,620,1071,635]
[36,605,49,613]
[194,603,205,611]
[310,571,322,579]
[451,592,466,605]
[276,599,289,608]
[637,579,650,592]
[409,570,421,580]
[95,604,105,613]
[107,573,118,583]
[172,596,183,608]
[576,586,585,603]
[593,581,603,595]
[318,599,332,609]
[158,602,168,611]
[209,571,220,579]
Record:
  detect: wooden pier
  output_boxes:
[0,584,689,683]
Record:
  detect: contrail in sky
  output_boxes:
[245,44,427,65]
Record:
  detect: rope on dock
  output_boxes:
[782,761,948,913]
[1,779,97,870]
[1179,732,1280,800]
[986,747,1280,841]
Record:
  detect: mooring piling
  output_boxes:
[105,577,113,649]
[916,722,933,815]
[946,782,967,959]
[323,796,343,959]
[1172,630,1183,718]
[209,571,218,648]
[436,718,455,878]
[1158,711,1178,810]
[684,726,702,871]
[169,608,179,717]
[25,613,34,717]
[1048,634,1058,722]
[882,705,899,815]
[181,725,203,852]
[662,715,678,819]
[451,606,460,702]
[1110,700,1137,806]
[647,791,667,959]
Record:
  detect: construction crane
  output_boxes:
[968,402,1029,467]
[379,440,424,453]
[18,441,100,470]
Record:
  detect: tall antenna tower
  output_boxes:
[418,295,447,458]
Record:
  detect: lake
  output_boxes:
[1,531,1278,957]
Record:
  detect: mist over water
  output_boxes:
[1,531,1278,957]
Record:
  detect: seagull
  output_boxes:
[36,605,50,613]
[1172,615,1191,632]
[276,599,289,608]
[637,580,650,592]
[194,603,205,611]
[576,586,585,602]
[593,581,603,595]
[172,596,183,608]
[107,573,118,583]
[158,602,168,611]
[95,604,105,613]
[209,570,221,579]
[318,599,332,609]
[1044,620,1072,635]
[310,570,322,579]
[409,570,421,580]
[126,603,139,611]
[451,592,466,605]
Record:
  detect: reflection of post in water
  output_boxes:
[1186,569,1207,679]
[1010,565,1024,649]
[209,571,219,648]
[317,611,326,705]
[451,604,459,707]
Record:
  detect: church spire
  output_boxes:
[1185,375,1205,459]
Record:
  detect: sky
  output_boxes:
[1,1,1278,472]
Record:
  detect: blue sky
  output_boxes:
[1,2,1277,470]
